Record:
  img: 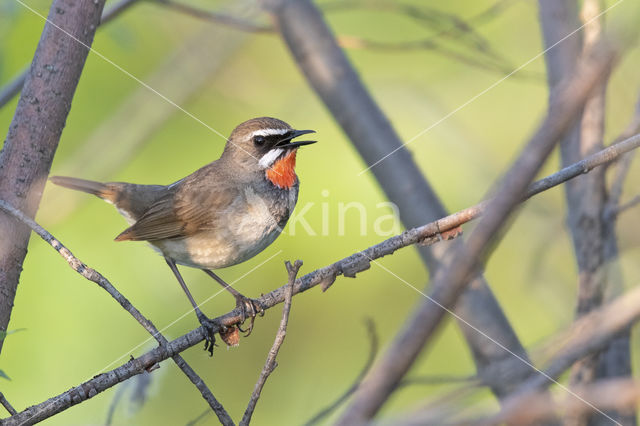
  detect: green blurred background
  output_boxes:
[1,0,640,424]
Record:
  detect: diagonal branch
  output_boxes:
[489,284,640,424]
[0,0,140,109]
[0,393,17,416]
[261,0,533,403]
[239,260,302,426]
[4,83,640,424]
[335,42,615,424]
[0,200,233,426]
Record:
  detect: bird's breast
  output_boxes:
[156,184,298,269]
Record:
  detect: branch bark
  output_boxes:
[491,283,640,425]
[261,0,533,403]
[0,0,106,355]
[336,43,614,424]
[0,200,233,426]
[0,393,17,416]
[479,379,640,426]
[240,260,301,426]
[3,103,638,424]
[538,2,634,424]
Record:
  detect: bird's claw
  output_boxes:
[235,296,264,337]
[197,313,224,356]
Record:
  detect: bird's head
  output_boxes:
[222,117,316,188]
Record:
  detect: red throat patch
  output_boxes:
[266,150,297,189]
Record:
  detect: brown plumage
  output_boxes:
[50,117,316,352]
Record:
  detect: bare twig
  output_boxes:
[0,0,524,112]
[610,193,640,217]
[335,35,540,79]
[0,393,17,416]
[399,375,478,388]
[3,113,640,424]
[606,95,640,215]
[539,5,617,421]
[304,319,379,426]
[0,200,233,426]
[153,0,271,32]
[491,283,640,424]
[152,0,527,78]
[240,260,302,426]
[479,379,640,426]
[0,0,139,109]
[336,42,615,424]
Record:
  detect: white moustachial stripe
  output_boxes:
[251,128,289,138]
[259,148,284,168]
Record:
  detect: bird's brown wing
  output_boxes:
[114,184,237,242]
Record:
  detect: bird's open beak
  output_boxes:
[276,129,317,149]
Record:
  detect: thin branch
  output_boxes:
[335,35,541,79]
[610,193,640,217]
[0,393,17,416]
[479,379,640,426]
[153,0,271,32]
[0,0,521,110]
[239,260,302,426]
[0,0,140,109]
[304,319,379,426]
[491,282,640,424]
[399,375,478,388]
[3,108,640,424]
[0,200,234,426]
[152,0,527,78]
[605,95,640,216]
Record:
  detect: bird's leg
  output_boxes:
[202,269,263,336]
[165,257,221,355]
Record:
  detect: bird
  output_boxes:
[50,117,316,354]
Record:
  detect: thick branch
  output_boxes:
[4,107,640,425]
[240,260,301,426]
[0,0,105,355]
[539,2,633,424]
[261,0,532,403]
[336,44,615,424]
[0,201,233,426]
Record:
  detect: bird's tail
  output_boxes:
[49,176,116,203]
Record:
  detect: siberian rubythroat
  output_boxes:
[51,117,316,353]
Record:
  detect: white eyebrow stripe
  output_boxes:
[259,148,284,168]
[251,128,290,137]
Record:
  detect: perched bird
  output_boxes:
[51,117,316,353]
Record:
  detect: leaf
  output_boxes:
[0,328,26,341]
[0,369,11,381]
[220,326,240,347]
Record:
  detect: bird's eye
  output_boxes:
[253,135,266,146]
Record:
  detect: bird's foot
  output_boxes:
[196,312,225,356]
[234,295,264,337]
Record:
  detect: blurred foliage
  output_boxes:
[1,0,639,424]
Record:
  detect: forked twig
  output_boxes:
[240,260,302,426]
